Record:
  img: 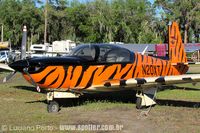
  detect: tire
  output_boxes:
[136,97,143,109]
[47,101,60,113]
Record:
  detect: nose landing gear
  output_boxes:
[46,91,80,113]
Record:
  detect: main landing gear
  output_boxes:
[46,91,80,113]
[136,88,157,115]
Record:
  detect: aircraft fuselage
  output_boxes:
[14,53,188,90]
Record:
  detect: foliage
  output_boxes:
[0,0,199,47]
[154,0,200,43]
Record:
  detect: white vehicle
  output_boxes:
[30,43,52,58]
[52,40,76,54]
[0,50,9,63]
[30,40,76,58]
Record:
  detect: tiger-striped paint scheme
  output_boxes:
[22,53,188,91]
[168,22,187,63]
[9,22,191,92]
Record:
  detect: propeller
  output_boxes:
[3,25,27,83]
[3,25,41,92]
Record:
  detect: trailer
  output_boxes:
[30,40,76,58]
[52,40,76,54]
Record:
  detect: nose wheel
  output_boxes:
[46,91,80,113]
[47,101,60,113]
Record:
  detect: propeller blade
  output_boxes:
[23,68,37,87]
[21,25,27,60]
[3,71,17,83]
[3,26,27,83]
[23,68,41,92]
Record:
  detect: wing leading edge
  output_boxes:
[0,63,14,71]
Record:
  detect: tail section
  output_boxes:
[168,22,187,63]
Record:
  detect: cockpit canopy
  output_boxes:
[70,44,134,63]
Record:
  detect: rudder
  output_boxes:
[168,22,187,63]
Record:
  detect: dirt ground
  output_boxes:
[64,106,200,133]
[0,72,200,133]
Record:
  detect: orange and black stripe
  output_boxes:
[23,53,188,90]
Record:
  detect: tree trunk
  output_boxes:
[184,24,189,44]
[1,23,3,42]
[44,0,48,43]
[27,37,30,52]
[30,32,33,51]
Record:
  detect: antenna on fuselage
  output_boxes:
[141,46,149,55]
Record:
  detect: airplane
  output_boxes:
[3,22,200,113]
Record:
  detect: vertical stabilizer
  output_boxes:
[168,22,187,63]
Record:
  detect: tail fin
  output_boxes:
[168,22,187,63]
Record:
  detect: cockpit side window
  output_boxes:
[97,46,112,62]
[71,45,96,60]
[104,48,131,63]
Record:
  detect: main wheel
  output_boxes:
[47,101,60,113]
[136,97,143,109]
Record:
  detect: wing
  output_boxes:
[0,63,14,71]
[91,74,200,91]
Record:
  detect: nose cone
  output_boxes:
[9,60,29,72]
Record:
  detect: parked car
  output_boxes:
[0,50,16,63]
[0,50,9,63]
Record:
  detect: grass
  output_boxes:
[187,64,200,74]
[157,89,200,101]
[0,71,200,132]
[156,64,200,101]
[157,84,200,102]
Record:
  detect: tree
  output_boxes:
[2,0,197,46]
[0,0,43,47]
[155,0,200,44]
[66,0,90,42]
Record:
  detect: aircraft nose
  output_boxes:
[9,60,29,72]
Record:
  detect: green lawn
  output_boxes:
[157,83,200,102]
[0,71,200,132]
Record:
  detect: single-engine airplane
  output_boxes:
[3,22,200,113]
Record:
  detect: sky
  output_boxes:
[36,0,160,17]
